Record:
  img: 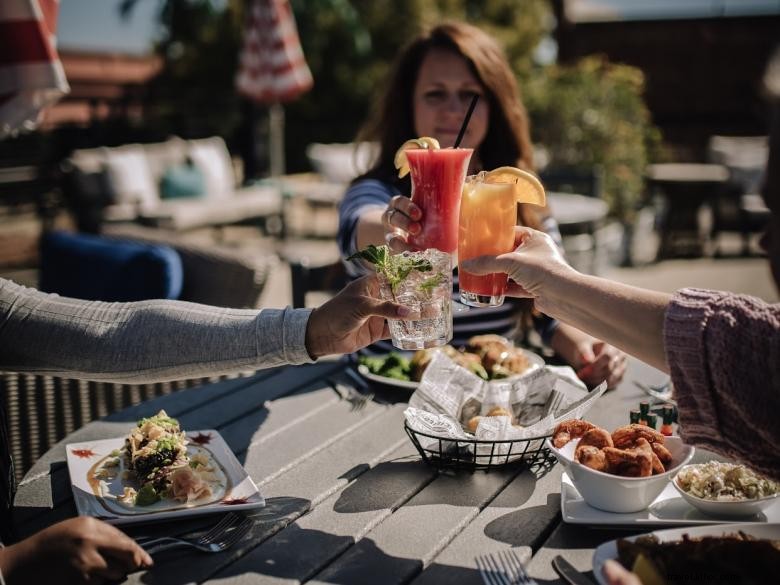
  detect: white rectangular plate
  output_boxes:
[67,429,264,525]
[561,472,780,527]
[591,523,780,585]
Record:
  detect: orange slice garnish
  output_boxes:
[393,136,440,178]
[483,166,546,206]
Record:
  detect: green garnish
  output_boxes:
[348,244,433,293]
[135,485,160,506]
[419,272,445,295]
[137,414,179,429]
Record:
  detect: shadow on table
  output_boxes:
[135,494,485,585]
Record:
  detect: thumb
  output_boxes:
[512,225,537,248]
[362,299,414,320]
[577,341,596,365]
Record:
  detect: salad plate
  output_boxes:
[561,471,780,527]
[357,346,545,390]
[591,522,780,585]
[67,424,264,525]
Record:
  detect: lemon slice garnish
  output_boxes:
[393,136,441,178]
[483,166,546,206]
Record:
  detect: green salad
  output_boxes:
[358,353,412,381]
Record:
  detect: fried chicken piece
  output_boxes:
[552,419,597,449]
[604,444,653,477]
[651,441,673,466]
[578,427,614,449]
[575,444,608,472]
[612,424,665,448]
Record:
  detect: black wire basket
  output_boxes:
[404,421,557,472]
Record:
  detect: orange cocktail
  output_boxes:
[458,174,516,306]
[405,148,472,254]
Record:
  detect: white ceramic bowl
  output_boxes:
[672,467,779,518]
[547,436,695,513]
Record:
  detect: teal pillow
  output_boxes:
[159,164,205,199]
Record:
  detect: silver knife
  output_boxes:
[552,555,595,585]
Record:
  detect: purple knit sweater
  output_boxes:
[664,288,780,481]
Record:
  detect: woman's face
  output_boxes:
[412,48,489,151]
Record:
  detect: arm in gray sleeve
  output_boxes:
[0,279,314,384]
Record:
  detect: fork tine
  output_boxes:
[215,516,253,551]
[503,549,537,584]
[485,554,512,585]
[197,512,241,545]
[497,551,518,584]
[475,556,503,585]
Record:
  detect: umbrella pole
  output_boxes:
[269,102,285,177]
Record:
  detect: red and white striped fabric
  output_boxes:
[0,0,69,138]
[236,0,313,104]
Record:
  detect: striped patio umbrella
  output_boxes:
[0,0,69,138]
[236,0,313,177]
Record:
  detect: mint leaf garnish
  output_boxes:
[348,245,433,292]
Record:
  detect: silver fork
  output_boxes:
[476,550,538,585]
[135,511,239,547]
[335,381,374,412]
[139,514,253,554]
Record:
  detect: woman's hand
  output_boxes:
[461,226,575,315]
[381,195,422,253]
[305,273,413,358]
[574,340,628,389]
[0,517,153,585]
[602,560,643,585]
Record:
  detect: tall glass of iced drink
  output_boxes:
[457,167,547,307]
[404,148,472,255]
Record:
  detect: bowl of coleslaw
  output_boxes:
[673,461,779,518]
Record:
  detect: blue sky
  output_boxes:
[56,0,780,55]
[58,0,163,55]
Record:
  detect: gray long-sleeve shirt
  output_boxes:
[0,278,315,383]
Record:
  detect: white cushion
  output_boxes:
[143,136,189,184]
[141,185,282,230]
[188,137,236,200]
[103,145,159,212]
[306,142,378,184]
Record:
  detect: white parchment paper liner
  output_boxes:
[404,351,607,464]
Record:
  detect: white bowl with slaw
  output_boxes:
[672,461,779,518]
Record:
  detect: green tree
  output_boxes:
[525,56,662,219]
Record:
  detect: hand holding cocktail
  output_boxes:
[458,167,546,307]
[386,136,472,256]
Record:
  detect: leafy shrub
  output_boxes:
[525,56,662,220]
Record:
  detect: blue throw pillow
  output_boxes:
[39,231,183,301]
[159,163,205,199]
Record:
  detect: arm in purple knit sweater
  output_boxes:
[664,288,780,480]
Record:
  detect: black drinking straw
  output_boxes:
[453,94,479,148]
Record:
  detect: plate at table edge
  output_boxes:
[591,522,780,585]
[66,429,264,525]
[356,348,546,390]
[561,471,780,527]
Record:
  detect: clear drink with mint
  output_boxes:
[349,245,453,349]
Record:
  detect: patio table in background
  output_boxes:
[13,355,670,584]
[646,163,730,259]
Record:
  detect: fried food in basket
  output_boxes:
[616,532,780,585]
[466,406,516,434]
[554,419,676,477]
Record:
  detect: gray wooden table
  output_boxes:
[13,356,669,584]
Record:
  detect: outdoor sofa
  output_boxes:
[62,135,283,233]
